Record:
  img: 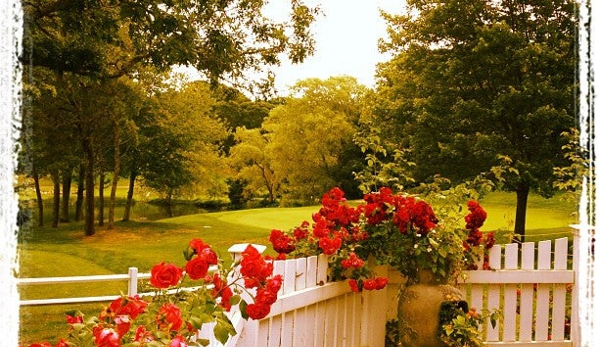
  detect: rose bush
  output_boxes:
[26,239,281,347]
[269,187,496,291]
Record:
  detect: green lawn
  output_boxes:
[17,191,578,345]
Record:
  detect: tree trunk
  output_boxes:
[108,122,121,229]
[165,190,173,218]
[75,163,85,221]
[514,182,530,243]
[83,138,95,236]
[122,170,137,222]
[51,170,60,228]
[98,171,105,227]
[60,168,72,222]
[32,167,44,227]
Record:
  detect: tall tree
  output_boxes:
[263,76,367,203]
[140,81,228,202]
[374,0,577,240]
[229,127,280,203]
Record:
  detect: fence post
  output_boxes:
[128,267,138,296]
[570,224,582,347]
[227,243,267,262]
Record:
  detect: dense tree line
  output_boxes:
[20,0,579,241]
[20,0,319,236]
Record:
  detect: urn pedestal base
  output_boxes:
[397,282,467,347]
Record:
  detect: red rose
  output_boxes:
[465,201,487,229]
[169,335,188,347]
[27,343,52,347]
[150,262,183,289]
[222,286,234,311]
[312,217,330,238]
[107,296,149,320]
[240,245,273,288]
[348,279,361,292]
[198,247,218,265]
[293,221,310,240]
[375,277,388,289]
[94,328,121,347]
[318,235,342,255]
[156,303,183,331]
[340,252,364,269]
[246,303,271,320]
[185,256,209,280]
[66,314,83,325]
[114,315,131,337]
[134,326,154,343]
[363,278,378,291]
[189,238,208,253]
[269,229,296,254]
[55,339,69,347]
[255,286,279,306]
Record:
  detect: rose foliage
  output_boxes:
[27,240,281,347]
[269,187,496,291]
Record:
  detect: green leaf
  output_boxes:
[239,299,249,319]
[229,294,242,306]
[197,338,210,347]
[214,321,233,345]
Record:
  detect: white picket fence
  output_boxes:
[458,237,573,346]
[18,238,575,347]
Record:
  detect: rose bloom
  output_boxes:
[106,295,149,320]
[375,277,388,289]
[27,343,52,347]
[318,235,342,255]
[240,245,273,287]
[156,303,184,331]
[114,315,131,337]
[363,278,378,291]
[255,287,278,306]
[246,303,271,320]
[134,326,154,343]
[150,262,183,289]
[66,314,83,325]
[185,256,209,280]
[348,278,361,293]
[169,335,188,347]
[219,286,234,311]
[94,327,121,347]
[340,252,364,269]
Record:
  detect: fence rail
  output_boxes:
[17,267,151,306]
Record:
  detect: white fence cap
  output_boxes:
[228,243,267,255]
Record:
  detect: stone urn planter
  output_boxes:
[397,270,468,347]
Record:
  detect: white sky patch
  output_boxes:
[176,0,407,95]
[265,0,407,94]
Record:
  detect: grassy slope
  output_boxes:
[17,191,577,344]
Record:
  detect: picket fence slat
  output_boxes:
[503,283,518,341]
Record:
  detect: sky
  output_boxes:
[177,0,408,95]
[264,0,408,94]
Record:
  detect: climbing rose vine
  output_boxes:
[269,187,496,290]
